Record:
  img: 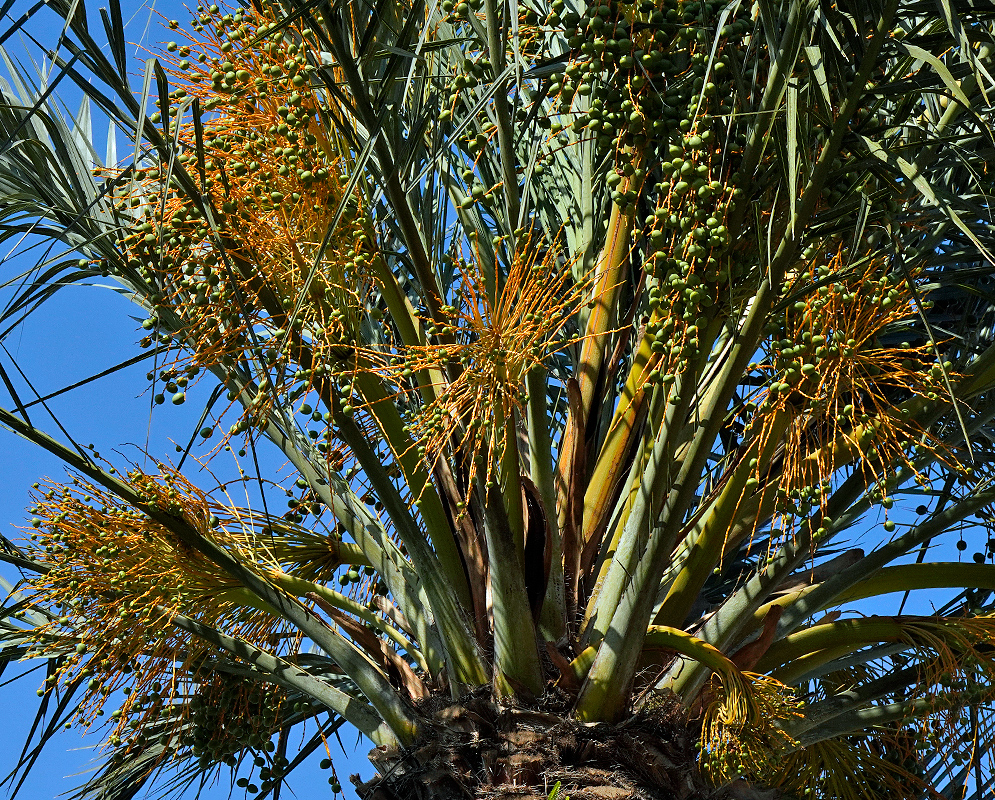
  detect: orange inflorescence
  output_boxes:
[110,1,382,431]
[23,465,299,764]
[698,671,802,786]
[742,249,961,539]
[380,232,589,492]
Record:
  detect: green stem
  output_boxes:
[793,697,941,748]
[169,611,397,746]
[835,563,995,606]
[268,571,429,673]
[497,403,526,556]
[757,617,906,674]
[644,625,741,682]
[482,478,544,698]
[528,366,565,639]
[483,0,520,235]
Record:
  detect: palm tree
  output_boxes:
[2,0,995,796]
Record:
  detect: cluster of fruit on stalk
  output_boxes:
[111,2,380,448]
[542,0,753,311]
[434,1,759,405]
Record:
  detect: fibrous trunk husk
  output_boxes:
[350,693,730,800]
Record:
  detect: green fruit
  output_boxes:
[171,392,186,405]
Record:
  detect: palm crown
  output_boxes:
[2,0,995,798]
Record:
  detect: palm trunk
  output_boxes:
[352,699,712,800]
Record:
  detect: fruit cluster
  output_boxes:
[23,467,300,769]
[110,1,381,438]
